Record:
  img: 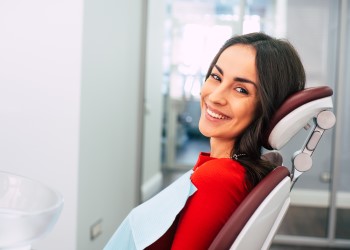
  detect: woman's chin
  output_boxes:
[198,123,212,138]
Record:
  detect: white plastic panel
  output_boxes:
[230,177,291,250]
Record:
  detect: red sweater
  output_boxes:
[147,152,248,250]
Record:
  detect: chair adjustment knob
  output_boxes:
[293,152,313,172]
[317,110,336,130]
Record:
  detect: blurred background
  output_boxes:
[0,0,349,249]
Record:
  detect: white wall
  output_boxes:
[77,0,145,249]
[286,0,333,85]
[0,1,83,249]
[141,0,166,201]
[0,0,145,249]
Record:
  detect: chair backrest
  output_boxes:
[209,166,290,250]
[209,86,335,250]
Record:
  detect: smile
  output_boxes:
[206,107,230,120]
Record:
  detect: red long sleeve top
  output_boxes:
[147,152,249,250]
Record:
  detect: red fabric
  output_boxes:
[147,152,249,250]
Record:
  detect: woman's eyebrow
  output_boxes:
[234,77,257,89]
[214,65,223,75]
[214,64,257,88]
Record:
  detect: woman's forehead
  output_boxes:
[219,44,256,62]
[216,44,258,84]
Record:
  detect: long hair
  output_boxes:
[205,33,306,190]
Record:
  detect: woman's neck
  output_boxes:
[209,137,235,158]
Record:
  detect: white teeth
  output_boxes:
[207,108,228,119]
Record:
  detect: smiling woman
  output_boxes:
[104,32,306,250]
[205,33,306,191]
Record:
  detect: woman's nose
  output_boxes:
[208,84,228,106]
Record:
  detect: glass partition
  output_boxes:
[335,0,350,241]
[146,0,350,248]
[275,0,338,240]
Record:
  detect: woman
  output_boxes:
[104,32,306,250]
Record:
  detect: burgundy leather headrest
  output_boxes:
[263,86,333,150]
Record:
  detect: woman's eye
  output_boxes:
[235,87,248,95]
[210,73,221,81]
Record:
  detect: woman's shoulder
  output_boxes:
[191,158,247,190]
[197,157,246,173]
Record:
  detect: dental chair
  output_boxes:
[209,86,336,250]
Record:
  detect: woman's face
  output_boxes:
[199,44,259,145]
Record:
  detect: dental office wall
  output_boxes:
[141,0,165,202]
[0,0,145,250]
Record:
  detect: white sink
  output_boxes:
[0,171,63,250]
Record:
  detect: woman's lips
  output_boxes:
[206,105,230,120]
